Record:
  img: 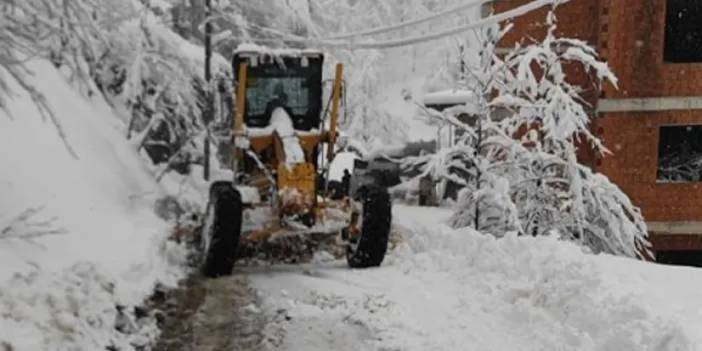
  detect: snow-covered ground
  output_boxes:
[0,60,187,350]
[247,205,702,351]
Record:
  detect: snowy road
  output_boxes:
[154,275,268,351]
[242,205,702,351]
[243,206,527,351]
[159,205,702,351]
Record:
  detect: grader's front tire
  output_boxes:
[202,182,242,278]
[347,186,392,268]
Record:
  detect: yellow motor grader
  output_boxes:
[201,47,392,277]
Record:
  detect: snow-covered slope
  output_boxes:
[0,60,186,350]
[247,205,701,350]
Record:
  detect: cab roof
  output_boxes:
[233,43,324,60]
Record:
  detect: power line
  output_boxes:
[320,0,491,40]
[236,0,564,51]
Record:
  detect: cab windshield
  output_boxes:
[246,77,309,117]
[234,54,323,131]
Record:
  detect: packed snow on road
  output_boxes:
[243,205,702,351]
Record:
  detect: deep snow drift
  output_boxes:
[0,60,187,350]
[246,205,702,351]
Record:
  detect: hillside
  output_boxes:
[0,58,187,350]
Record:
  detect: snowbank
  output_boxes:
[0,59,187,350]
[390,205,699,350]
[247,205,702,350]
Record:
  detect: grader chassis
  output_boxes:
[200,47,392,277]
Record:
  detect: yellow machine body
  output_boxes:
[230,51,346,241]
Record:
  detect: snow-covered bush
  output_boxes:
[415,11,650,258]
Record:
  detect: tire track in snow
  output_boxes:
[154,274,268,351]
[243,263,388,351]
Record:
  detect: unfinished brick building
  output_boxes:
[491,0,702,264]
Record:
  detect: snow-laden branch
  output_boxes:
[1,62,79,159]
[1,206,67,249]
[131,112,165,151]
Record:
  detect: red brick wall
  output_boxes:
[596,0,702,226]
[494,0,601,46]
[600,0,702,98]
[594,111,702,222]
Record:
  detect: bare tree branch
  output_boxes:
[2,64,79,158]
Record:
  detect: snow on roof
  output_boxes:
[422,89,475,106]
[234,43,323,59]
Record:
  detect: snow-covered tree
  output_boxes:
[103,2,209,152]
[413,10,650,258]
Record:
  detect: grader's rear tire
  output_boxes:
[347,185,392,268]
[202,182,242,278]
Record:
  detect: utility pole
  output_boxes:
[203,0,212,181]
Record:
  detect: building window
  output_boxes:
[658,125,702,182]
[664,0,702,63]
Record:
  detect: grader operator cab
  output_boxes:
[201,47,392,277]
